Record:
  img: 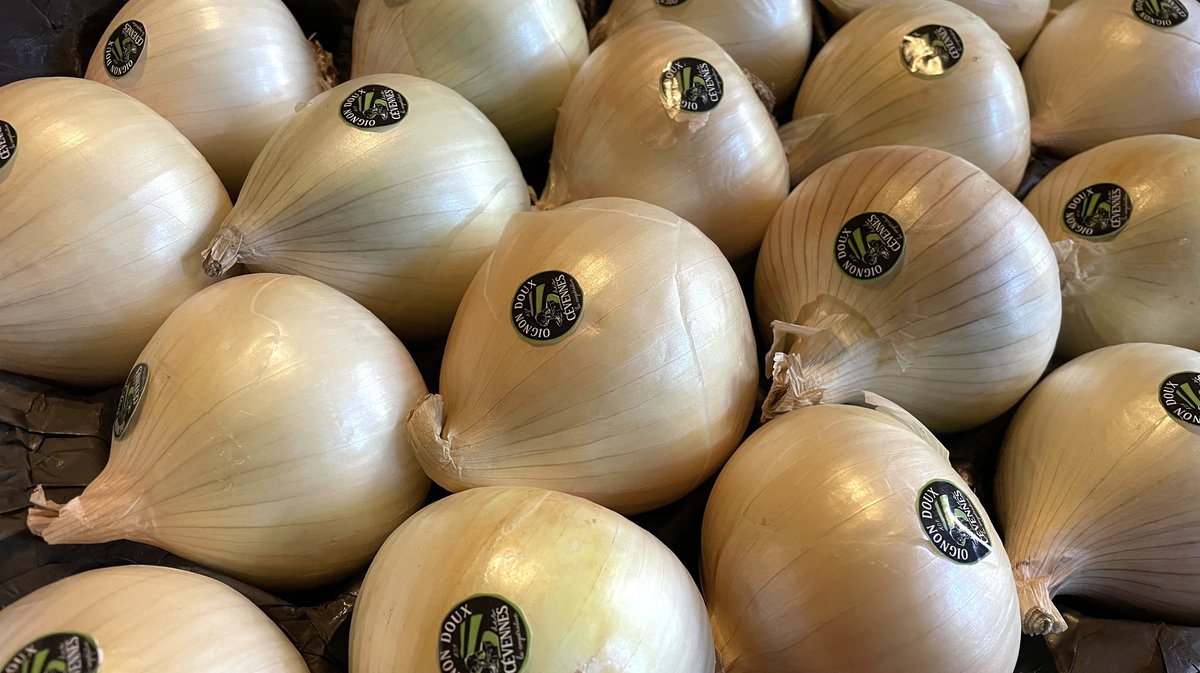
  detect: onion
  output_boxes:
[816,0,1047,57]
[351,0,588,157]
[1023,134,1200,358]
[1023,0,1200,156]
[26,274,430,591]
[996,343,1200,635]
[406,198,757,514]
[201,74,531,341]
[0,566,307,673]
[350,486,713,673]
[781,0,1030,192]
[85,0,326,194]
[539,21,789,260]
[756,145,1061,433]
[703,401,1021,673]
[591,0,813,101]
[0,77,227,387]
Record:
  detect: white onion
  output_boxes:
[1023,134,1200,358]
[352,0,589,157]
[782,0,1030,192]
[406,198,757,514]
[0,77,227,387]
[350,486,714,673]
[703,402,1021,673]
[756,145,1061,433]
[817,0,1047,57]
[85,0,325,194]
[0,566,306,673]
[27,274,430,591]
[202,74,531,341]
[539,21,788,260]
[996,343,1200,635]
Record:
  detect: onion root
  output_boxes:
[1016,576,1068,635]
[202,226,245,278]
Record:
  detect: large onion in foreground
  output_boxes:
[351,486,714,673]
[0,77,227,386]
[27,274,430,590]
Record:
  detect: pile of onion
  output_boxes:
[781,0,1029,192]
[703,401,1021,673]
[756,145,1060,433]
[0,77,227,387]
[540,21,788,260]
[996,343,1200,635]
[351,486,714,673]
[1023,134,1200,357]
[815,0,1047,57]
[406,198,757,514]
[27,274,430,591]
[86,0,326,193]
[202,74,530,341]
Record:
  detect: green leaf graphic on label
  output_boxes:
[917,480,992,564]
[1180,382,1200,410]
[340,84,409,130]
[3,633,101,673]
[1062,183,1133,239]
[438,595,530,673]
[659,57,724,113]
[103,21,147,79]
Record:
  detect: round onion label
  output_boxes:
[113,362,149,440]
[340,85,409,130]
[438,594,530,673]
[1062,183,1134,239]
[660,57,724,113]
[0,121,16,172]
[1133,0,1189,26]
[1160,372,1200,428]
[3,632,101,673]
[900,24,965,77]
[834,212,905,281]
[510,270,585,345]
[103,20,147,78]
[917,480,993,564]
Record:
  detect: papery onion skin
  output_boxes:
[817,0,1047,57]
[784,0,1030,192]
[85,0,325,194]
[26,274,430,591]
[703,404,1021,673]
[202,74,531,341]
[593,0,812,101]
[0,566,307,673]
[1023,135,1200,358]
[540,21,788,261]
[406,197,757,514]
[351,0,588,157]
[996,343,1200,635]
[0,77,227,387]
[755,145,1061,433]
[1023,0,1200,155]
[350,486,714,673]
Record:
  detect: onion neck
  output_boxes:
[762,351,824,422]
[27,485,139,546]
[1016,575,1067,635]
[201,225,245,278]
[406,394,467,491]
[778,113,834,185]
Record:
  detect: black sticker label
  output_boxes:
[834,212,905,281]
[103,20,147,78]
[901,25,965,77]
[113,363,149,440]
[1133,0,1189,26]
[510,271,585,344]
[437,595,530,673]
[917,480,992,564]
[1062,183,1133,239]
[657,0,689,5]
[340,85,409,130]
[1160,372,1200,428]
[3,632,101,673]
[0,121,16,172]
[660,57,724,113]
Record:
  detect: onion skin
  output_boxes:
[406,198,758,514]
[85,0,325,194]
[1023,135,1200,358]
[350,487,714,673]
[0,77,227,387]
[996,343,1200,635]
[26,274,430,591]
[817,0,1047,57]
[0,566,307,673]
[703,404,1021,673]
[1023,0,1200,156]
[756,146,1061,433]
